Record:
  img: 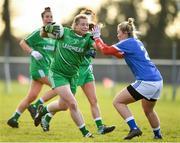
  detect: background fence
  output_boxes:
[1,57,180,82]
[0,57,180,99]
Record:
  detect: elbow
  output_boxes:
[19,41,23,48]
[19,39,25,47]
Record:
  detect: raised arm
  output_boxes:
[40,22,64,39]
[92,26,124,58]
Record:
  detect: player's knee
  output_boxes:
[61,107,68,111]
[143,107,153,116]
[60,105,68,111]
[27,93,37,102]
[68,101,78,111]
[113,98,118,108]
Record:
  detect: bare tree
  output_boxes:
[2,0,12,56]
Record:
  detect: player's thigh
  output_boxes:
[55,85,76,105]
[28,80,43,97]
[81,81,97,104]
[114,87,136,104]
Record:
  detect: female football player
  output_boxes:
[34,14,96,138]
[7,7,56,128]
[36,8,115,135]
[91,18,163,140]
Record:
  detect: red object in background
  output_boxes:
[17,74,30,85]
[102,77,114,88]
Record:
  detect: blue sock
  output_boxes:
[153,126,161,137]
[126,116,138,130]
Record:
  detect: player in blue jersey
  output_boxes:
[92,18,163,140]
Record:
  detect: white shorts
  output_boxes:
[131,80,163,100]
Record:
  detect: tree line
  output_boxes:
[0,0,179,59]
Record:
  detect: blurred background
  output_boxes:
[0,0,180,98]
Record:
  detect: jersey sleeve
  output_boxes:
[114,40,132,54]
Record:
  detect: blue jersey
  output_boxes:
[114,38,162,81]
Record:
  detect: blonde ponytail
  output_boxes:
[118,17,139,38]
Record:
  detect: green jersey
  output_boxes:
[50,27,94,77]
[25,29,55,80]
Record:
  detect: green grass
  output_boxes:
[0,81,180,142]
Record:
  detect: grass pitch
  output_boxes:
[0,81,180,142]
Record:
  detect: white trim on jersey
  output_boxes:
[38,70,45,78]
[112,45,124,54]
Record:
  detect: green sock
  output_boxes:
[45,113,52,123]
[34,99,43,108]
[95,118,103,129]
[42,106,48,116]
[79,125,89,136]
[12,112,21,121]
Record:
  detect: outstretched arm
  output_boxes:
[92,26,124,58]
[94,38,123,58]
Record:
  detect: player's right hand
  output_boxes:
[44,22,60,35]
[31,50,43,60]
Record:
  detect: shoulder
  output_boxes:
[62,27,74,36]
[82,32,93,42]
[114,38,137,52]
[63,27,69,31]
[27,28,40,38]
[30,28,40,35]
[85,33,94,45]
[120,38,139,46]
[25,28,41,41]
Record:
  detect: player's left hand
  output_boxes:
[92,25,101,39]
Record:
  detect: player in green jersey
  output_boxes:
[34,9,115,135]
[34,14,95,138]
[77,9,115,134]
[7,7,56,128]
